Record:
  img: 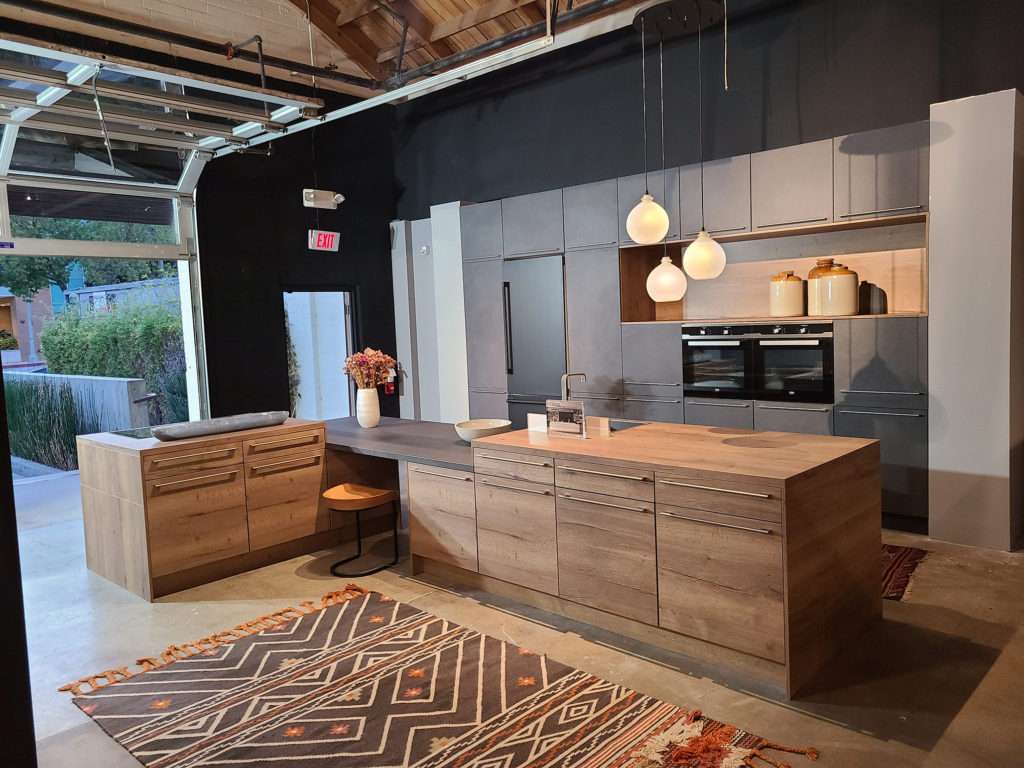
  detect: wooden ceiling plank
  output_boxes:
[391,0,456,58]
[333,0,378,27]
[287,0,384,80]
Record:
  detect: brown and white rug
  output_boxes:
[62,586,817,768]
[882,544,929,601]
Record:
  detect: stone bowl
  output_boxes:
[454,418,512,443]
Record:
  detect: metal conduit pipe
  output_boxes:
[0,0,380,90]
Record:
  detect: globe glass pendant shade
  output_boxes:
[682,230,727,279]
[626,193,670,244]
[646,256,687,302]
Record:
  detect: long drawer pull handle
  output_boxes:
[249,433,321,449]
[839,204,923,218]
[153,469,239,491]
[251,455,322,474]
[840,389,922,396]
[623,397,681,404]
[708,225,749,234]
[558,493,650,513]
[411,467,473,482]
[758,339,819,347]
[756,405,830,412]
[756,216,828,229]
[560,465,651,482]
[624,380,680,387]
[658,511,773,535]
[477,454,551,467]
[658,479,772,499]
[685,401,750,408]
[838,409,923,418]
[151,447,236,466]
[478,479,551,496]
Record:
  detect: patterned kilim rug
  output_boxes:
[61,586,819,768]
[882,544,929,601]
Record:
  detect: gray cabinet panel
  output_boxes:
[622,394,683,423]
[680,155,752,238]
[469,390,510,420]
[565,247,622,394]
[834,317,928,409]
[753,402,833,435]
[618,168,681,244]
[501,189,564,256]
[576,394,622,419]
[463,258,508,392]
[834,406,928,521]
[621,323,683,387]
[460,201,503,261]
[834,121,929,221]
[563,179,619,250]
[751,139,833,230]
[683,398,754,429]
[503,255,566,397]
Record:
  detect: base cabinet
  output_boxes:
[754,402,833,435]
[408,463,478,571]
[684,398,754,429]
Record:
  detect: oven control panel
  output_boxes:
[682,322,832,339]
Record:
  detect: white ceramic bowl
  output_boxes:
[454,418,512,442]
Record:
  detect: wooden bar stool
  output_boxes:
[322,483,400,577]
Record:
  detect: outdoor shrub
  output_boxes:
[0,330,17,351]
[40,306,187,425]
[3,376,102,470]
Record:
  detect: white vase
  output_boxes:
[356,387,380,428]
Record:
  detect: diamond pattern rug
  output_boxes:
[882,544,929,601]
[62,586,818,768]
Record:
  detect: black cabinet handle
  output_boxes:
[502,281,513,375]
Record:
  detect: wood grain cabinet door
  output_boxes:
[244,452,325,550]
[408,463,478,571]
[143,442,242,477]
[242,429,324,462]
[656,505,785,662]
[146,467,248,577]
[556,489,657,624]
[475,476,557,594]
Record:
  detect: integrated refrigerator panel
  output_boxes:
[502,254,567,399]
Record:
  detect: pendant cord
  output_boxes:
[660,35,668,261]
[697,5,705,231]
[724,0,729,91]
[641,16,648,195]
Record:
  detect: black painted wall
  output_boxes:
[393,0,1024,219]
[196,107,399,418]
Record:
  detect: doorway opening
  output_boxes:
[283,290,355,420]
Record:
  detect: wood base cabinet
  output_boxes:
[408,463,478,571]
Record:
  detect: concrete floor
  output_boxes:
[16,473,1024,767]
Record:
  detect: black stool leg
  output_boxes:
[330,502,401,578]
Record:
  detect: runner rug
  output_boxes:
[882,544,929,601]
[61,585,818,768]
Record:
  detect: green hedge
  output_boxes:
[40,307,188,424]
[0,330,16,351]
[4,376,102,470]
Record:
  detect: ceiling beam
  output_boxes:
[377,0,539,63]
[390,0,455,60]
[287,0,384,81]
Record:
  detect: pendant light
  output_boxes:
[626,17,670,245]
[645,35,686,303]
[682,7,727,281]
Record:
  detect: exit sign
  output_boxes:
[308,229,340,252]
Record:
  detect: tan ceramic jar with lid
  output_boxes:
[807,258,835,316]
[819,262,859,316]
[769,270,805,317]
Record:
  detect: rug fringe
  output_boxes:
[744,740,820,767]
[58,585,368,696]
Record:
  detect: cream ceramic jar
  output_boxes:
[806,258,835,316]
[819,263,859,316]
[769,271,805,317]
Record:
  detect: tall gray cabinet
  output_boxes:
[621,323,683,422]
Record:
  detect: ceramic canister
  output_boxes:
[819,262,859,316]
[806,258,836,316]
[769,270,805,317]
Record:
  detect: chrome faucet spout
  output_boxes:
[561,372,587,400]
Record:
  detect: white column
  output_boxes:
[429,201,470,424]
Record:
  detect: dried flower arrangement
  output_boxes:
[343,348,397,390]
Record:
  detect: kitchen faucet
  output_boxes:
[561,373,587,400]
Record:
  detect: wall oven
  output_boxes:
[682,322,834,403]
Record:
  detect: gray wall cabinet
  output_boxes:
[563,179,619,250]
[680,155,752,238]
[684,398,754,429]
[618,168,681,244]
[469,390,510,420]
[834,405,928,521]
[621,322,683,413]
[751,139,834,231]
[834,121,929,221]
[460,201,503,261]
[576,394,622,419]
[463,258,508,393]
[834,317,928,410]
[753,402,833,435]
[565,247,623,395]
[501,189,564,256]
[623,395,683,423]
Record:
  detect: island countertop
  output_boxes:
[472,421,877,482]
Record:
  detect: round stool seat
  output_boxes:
[322,483,397,512]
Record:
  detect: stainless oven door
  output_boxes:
[682,339,754,399]
[754,338,834,403]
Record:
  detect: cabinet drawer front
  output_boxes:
[753,402,833,436]
[555,458,654,502]
[556,490,657,624]
[409,463,478,571]
[622,395,684,424]
[475,476,557,594]
[243,429,324,461]
[244,452,324,510]
[248,496,320,551]
[146,468,248,577]
[655,471,781,522]
[474,448,554,484]
[683,399,755,430]
[144,442,242,477]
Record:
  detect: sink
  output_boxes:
[608,420,647,432]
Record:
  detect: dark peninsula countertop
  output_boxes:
[324,417,473,471]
